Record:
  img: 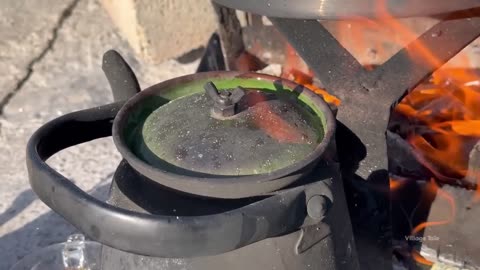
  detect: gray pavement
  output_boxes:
[0,0,198,268]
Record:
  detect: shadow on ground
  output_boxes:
[0,183,110,269]
[0,190,37,227]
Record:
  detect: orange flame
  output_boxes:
[411,179,456,235]
[399,70,480,199]
[279,0,480,199]
[281,44,341,107]
[411,250,433,266]
[334,9,480,198]
[289,69,341,107]
[366,0,480,197]
[390,177,403,191]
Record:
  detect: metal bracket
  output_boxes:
[270,11,480,182]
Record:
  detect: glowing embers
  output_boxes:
[280,44,341,107]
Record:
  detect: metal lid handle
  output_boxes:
[204,81,245,117]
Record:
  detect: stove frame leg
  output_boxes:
[211,2,245,71]
[196,33,226,73]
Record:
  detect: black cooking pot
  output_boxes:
[25,51,336,256]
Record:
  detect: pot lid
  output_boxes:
[133,81,325,176]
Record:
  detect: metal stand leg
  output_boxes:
[212,2,245,71]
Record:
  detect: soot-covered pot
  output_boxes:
[25,51,357,270]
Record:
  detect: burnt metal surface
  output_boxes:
[212,0,480,19]
[269,18,366,97]
[102,50,141,101]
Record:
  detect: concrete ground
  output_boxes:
[0,0,198,268]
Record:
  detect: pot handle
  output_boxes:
[26,102,307,257]
[102,50,141,102]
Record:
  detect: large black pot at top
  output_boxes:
[112,71,335,198]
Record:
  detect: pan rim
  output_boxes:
[112,71,336,196]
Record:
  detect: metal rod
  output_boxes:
[269,18,367,95]
[364,11,480,104]
[196,33,226,72]
[212,2,245,70]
